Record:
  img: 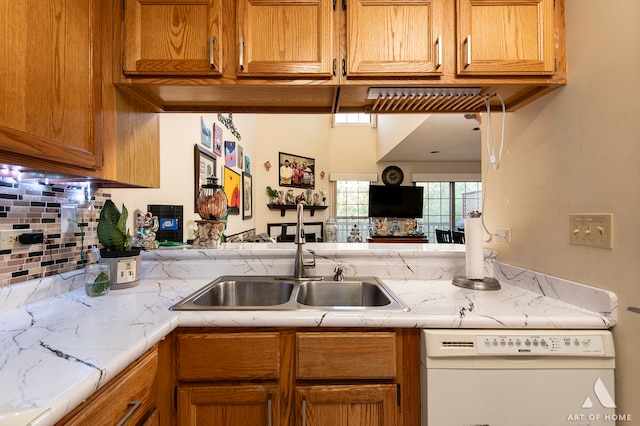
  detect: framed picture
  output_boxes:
[244,155,251,174]
[279,152,315,189]
[242,172,252,220]
[237,144,244,170]
[200,117,212,148]
[194,144,216,213]
[213,122,223,156]
[225,141,237,167]
[224,166,241,215]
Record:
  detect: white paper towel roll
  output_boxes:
[465,216,485,279]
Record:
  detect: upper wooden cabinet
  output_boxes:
[236,0,336,77]
[345,0,444,77]
[116,0,566,113]
[0,0,160,188]
[123,0,224,76]
[457,0,556,75]
[0,0,101,170]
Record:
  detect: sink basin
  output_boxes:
[170,277,295,310]
[170,275,408,311]
[296,279,407,310]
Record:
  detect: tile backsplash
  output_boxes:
[0,178,110,288]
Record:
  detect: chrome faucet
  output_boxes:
[294,203,316,279]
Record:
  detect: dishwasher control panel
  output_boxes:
[476,334,606,355]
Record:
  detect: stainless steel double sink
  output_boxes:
[170,275,408,311]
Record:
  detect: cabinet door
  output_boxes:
[237,0,335,77]
[124,0,223,75]
[296,385,397,426]
[0,0,101,169]
[345,0,444,77]
[457,0,555,75]
[177,385,279,426]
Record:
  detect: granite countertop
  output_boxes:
[0,244,617,425]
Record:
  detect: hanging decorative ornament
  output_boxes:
[264,161,272,171]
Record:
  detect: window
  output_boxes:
[335,181,370,242]
[332,113,376,127]
[416,181,482,243]
[334,178,481,243]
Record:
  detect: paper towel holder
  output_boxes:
[452,276,501,291]
[452,211,501,290]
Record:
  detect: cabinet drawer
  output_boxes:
[296,332,396,379]
[178,332,280,380]
[58,346,158,426]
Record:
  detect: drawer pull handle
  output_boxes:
[267,393,273,426]
[301,396,307,426]
[115,400,142,426]
[464,35,471,68]
[239,36,245,71]
[209,35,216,69]
[435,35,442,69]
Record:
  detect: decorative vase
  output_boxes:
[197,177,228,220]
[324,216,338,243]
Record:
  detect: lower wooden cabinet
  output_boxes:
[56,345,159,426]
[177,385,279,426]
[296,384,397,426]
[173,328,420,426]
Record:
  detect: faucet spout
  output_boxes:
[294,202,305,245]
[294,203,306,279]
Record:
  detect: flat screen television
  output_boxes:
[368,185,424,218]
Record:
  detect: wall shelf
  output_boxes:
[267,204,328,217]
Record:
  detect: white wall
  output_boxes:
[111,113,256,240]
[483,0,640,415]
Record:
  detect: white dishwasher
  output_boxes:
[421,329,616,426]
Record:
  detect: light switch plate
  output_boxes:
[569,213,613,249]
[60,205,76,234]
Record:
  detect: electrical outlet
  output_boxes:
[569,213,613,249]
[495,227,511,242]
[60,205,76,233]
[0,230,23,250]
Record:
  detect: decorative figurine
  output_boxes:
[319,189,327,206]
[193,221,225,249]
[285,189,295,204]
[404,218,417,235]
[131,212,159,249]
[372,218,388,236]
[347,224,363,243]
[389,220,401,236]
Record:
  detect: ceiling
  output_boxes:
[378,114,482,162]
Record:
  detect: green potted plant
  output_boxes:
[97,200,141,289]
[266,186,279,204]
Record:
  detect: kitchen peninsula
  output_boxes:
[0,244,616,425]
